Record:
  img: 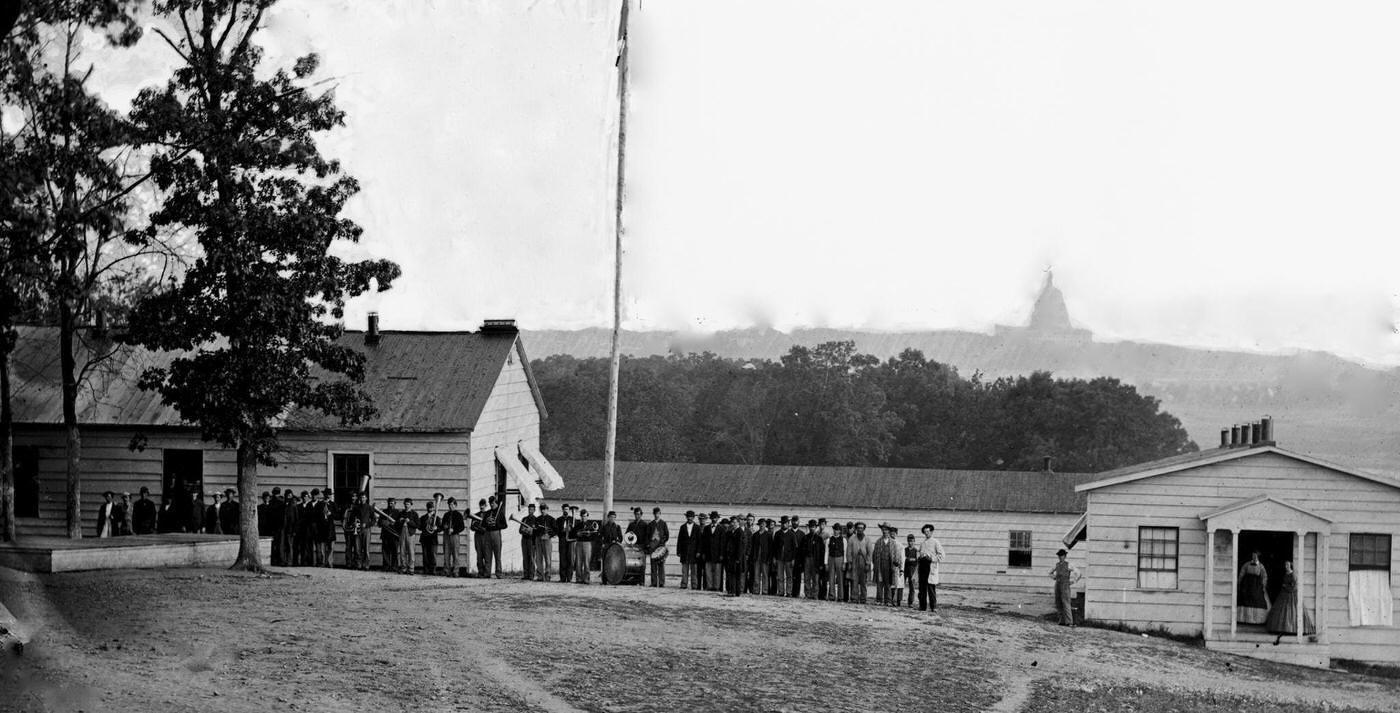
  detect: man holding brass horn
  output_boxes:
[516,503,539,580]
[420,495,445,575]
[533,503,555,581]
[397,499,419,574]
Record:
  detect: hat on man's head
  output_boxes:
[709,511,720,520]
[908,534,916,541]
[652,507,662,515]
[778,515,789,523]
[539,503,549,510]
[807,519,817,528]
[1057,548,1068,557]
[527,503,536,509]
[685,510,696,518]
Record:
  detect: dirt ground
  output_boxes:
[1,565,1397,713]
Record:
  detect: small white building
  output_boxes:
[1069,425,1399,667]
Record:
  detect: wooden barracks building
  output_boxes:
[7,316,563,569]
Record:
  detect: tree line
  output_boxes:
[1,0,397,573]
[535,342,1198,472]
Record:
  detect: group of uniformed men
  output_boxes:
[253,488,517,576]
[514,506,948,610]
[97,487,241,537]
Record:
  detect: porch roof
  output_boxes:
[1198,494,1332,534]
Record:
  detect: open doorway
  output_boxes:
[1237,530,1294,624]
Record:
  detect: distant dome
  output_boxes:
[1028,271,1074,332]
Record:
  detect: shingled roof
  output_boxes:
[9,325,538,432]
[551,460,1095,513]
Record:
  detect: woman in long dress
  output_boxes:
[1266,560,1316,643]
[1237,551,1270,624]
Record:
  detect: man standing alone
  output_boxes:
[1049,549,1079,626]
[648,507,670,587]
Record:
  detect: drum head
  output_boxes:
[602,543,627,585]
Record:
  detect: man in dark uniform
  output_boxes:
[379,497,400,571]
[419,498,441,576]
[573,508,599,584]
[472,499,489,577]
[774,516,796,596]
[314,489,335,567]
[624,508,650,586]
[132,487,158,535]
[647,507,669,587]
[266,488,285,564]
[342,495,364,569]
[725,515,752,597]
[695,513,711,591]
[204,492,223,534]
[520,502,540,580]
[157,496,181,534]
[676,510,699,589]
[355,491,375,570]
[221,488,241,535]
[706,514,727,592]
[396,498,418,573]
[556,504,576,583]
[297,491,315,565]
[599,511,623,549]
[751,516,771,596]
[790,515,805,599]
[258,491,274,536]
[442,497,466,576]
[282,490,301,566]
[484,494,507,578]
[827,523,848,601]
[803,520,825,600]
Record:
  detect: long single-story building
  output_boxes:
[7,318,562,568]
[549,460,1095,591]
[1068,421,1400,667]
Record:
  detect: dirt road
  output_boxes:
[1,566,1395,712]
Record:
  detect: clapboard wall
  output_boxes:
[467,343,543,571]
[1083,450,1400,664]
[548,497,1083,592]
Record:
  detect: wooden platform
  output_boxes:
[0,534,270,573]
[1206,631,1330,668]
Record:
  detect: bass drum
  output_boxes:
[602,542,646,585]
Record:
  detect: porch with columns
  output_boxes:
[1200,495,1332,668]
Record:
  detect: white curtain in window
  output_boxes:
[494,447,543,503]
[1347,570,1394,626]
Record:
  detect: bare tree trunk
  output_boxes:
[231,440,263,571]
[1,343,14,542]
[60,298,82,539]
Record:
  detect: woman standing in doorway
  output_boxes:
[1266,560,1315,643]
[1238,551,1270,624]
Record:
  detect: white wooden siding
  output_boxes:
[1083,450,1400,663]
[548,497,1083,592]
[466,343,543,570]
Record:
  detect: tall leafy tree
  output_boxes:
[2,0,158,538]
[124,0,400,570]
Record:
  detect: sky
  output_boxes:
[82,0,1400,367]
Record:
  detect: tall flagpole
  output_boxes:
[603,0,629,517]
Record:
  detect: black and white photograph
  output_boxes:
[1,1,1399,711]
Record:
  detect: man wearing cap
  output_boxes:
[442,497,466,576]
[379,497,400,572]
[751,516,771,596]
[677,510,699,590]
[282,490,301,566]
[707,514,728,592]
[695,513,712,591]
[772,517,795,596]
[553,504,573,582]
[623,509,647,586]
[917,524,946,611]
[396,498,418,573]
[132,487,158,535]
[484,494,508,579]
[419,498,442,575]
[473,499,490,577]
[520,503,540,580]
[1049,548,1079,626]
[901,533,919,606]
[534,503,555,581]
[826,523,847,601]
[647,507,670,587]
[798,520,820,600]
[847,521,873,604]
[573,508,598,584]
[600,510,624,550]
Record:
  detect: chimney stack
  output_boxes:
[1261,416,1273,444]
[1042,456,1053,473]
[1230,425,1240,447]
[1250,422,1262,446]
[1220,429,1229,448]
[480,318,518,333]
[366,312,380,345]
